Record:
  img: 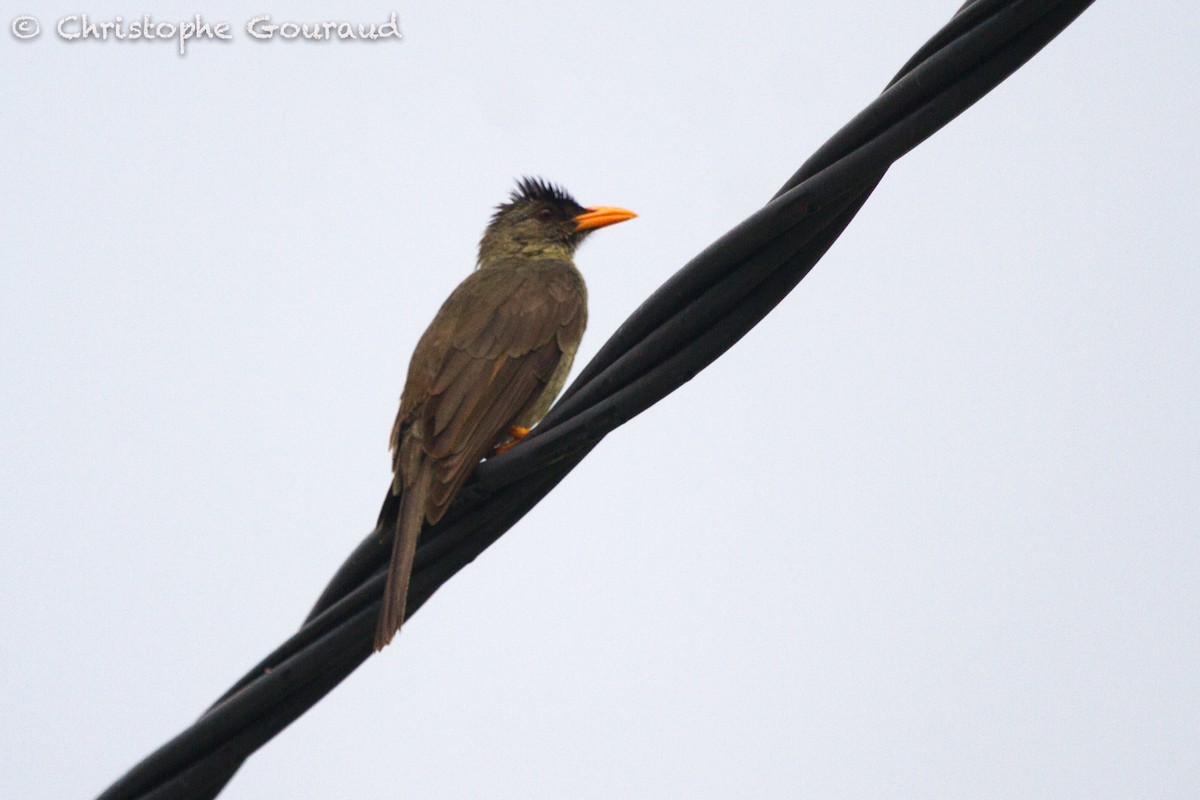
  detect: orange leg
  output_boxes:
[493,425,531,455]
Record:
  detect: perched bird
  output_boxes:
[375,178,636,650]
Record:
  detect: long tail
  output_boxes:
[374,468,432,650]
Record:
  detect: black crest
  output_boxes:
[488,177,581,228]
[509,176,576,206]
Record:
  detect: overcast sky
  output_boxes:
[2,2,1197,798]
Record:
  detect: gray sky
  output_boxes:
[2,2,1198,798]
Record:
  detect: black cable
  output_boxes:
[95,2,1097,798]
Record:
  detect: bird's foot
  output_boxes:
[493,426,531,455]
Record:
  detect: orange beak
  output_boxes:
[573,205,637,231]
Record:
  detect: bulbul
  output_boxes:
[375,178,636,650]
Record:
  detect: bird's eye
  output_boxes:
[537,207,554,221]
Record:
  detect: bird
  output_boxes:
[374,178,636,650]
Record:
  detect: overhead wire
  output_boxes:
[96,3,1098,797]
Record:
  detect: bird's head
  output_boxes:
[478,177,636,267]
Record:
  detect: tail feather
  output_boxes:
[374,468,431,650]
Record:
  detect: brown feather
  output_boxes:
[375,464,431,649]
[375,260,586,647]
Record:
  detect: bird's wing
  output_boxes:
[392,262,586,523]
[376,261,585,648]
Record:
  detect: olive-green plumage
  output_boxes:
[374,179,635,650]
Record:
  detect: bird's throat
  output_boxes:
[477,238,575,269]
